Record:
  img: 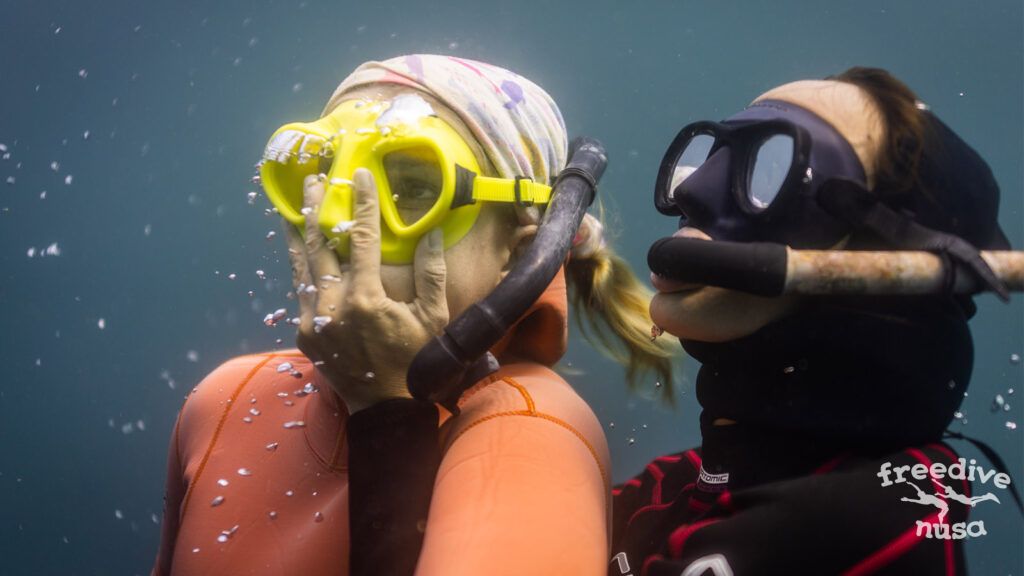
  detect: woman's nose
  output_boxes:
[673,146,734,226]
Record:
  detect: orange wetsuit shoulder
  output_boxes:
[153,351,350,576]
[418,362,611,575]
[153,352,609,575]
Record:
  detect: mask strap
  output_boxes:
[472,176,552,206]
[450,167,553,208]
[818,178,1010,301]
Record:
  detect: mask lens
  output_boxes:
[748,134,793,210]
[383,147,443,225]
[668,133,715,202]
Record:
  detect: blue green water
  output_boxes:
[0,0,1020,574]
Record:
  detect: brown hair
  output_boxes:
[828,67,931,197]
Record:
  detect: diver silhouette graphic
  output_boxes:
[900,481,950,522]
[940,483,1001,507]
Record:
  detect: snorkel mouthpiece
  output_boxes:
[648,237,788,296]
[407,137,607,414]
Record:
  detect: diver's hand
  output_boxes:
[283,168,449,413]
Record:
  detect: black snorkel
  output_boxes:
[647,236,1023,298]
[407,137,607,414]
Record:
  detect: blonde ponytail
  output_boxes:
[566,213,679,401]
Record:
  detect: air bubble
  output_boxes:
[991,394,1005,413]
[313,316,331,333]
[264,308,287,326]
[331,221,355,234]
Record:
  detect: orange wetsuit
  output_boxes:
[153,272,611,575]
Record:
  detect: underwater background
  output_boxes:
[0,0,1021,574]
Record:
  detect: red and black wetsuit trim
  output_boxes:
[610,443,971,576]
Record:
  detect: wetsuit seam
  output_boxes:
[841,510,941,576]
[501,375,607,486]
[179,353,276,518]
[498,376,537,413]
[668,518,721,558]
[447,409,610,490]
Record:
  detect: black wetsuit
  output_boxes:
[610,428,970,575]
[609,297,977,575]
[348,297,978,575]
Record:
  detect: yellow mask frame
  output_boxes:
[259,95,553,264]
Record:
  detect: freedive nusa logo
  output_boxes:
[877,458,1010,540]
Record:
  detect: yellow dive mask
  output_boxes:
[259,94,552,264]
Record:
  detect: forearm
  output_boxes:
[347,398,441,576]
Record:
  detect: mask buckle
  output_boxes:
[514,176,534,207]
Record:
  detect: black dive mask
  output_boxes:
[654,100,866,248]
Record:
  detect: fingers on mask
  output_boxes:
[283,218,315,329]
[349,168,385,298]
[412,229,449,330]
[302,174,344,318]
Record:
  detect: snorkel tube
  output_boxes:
[407,137,606,414]
[648,237,1024,297]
